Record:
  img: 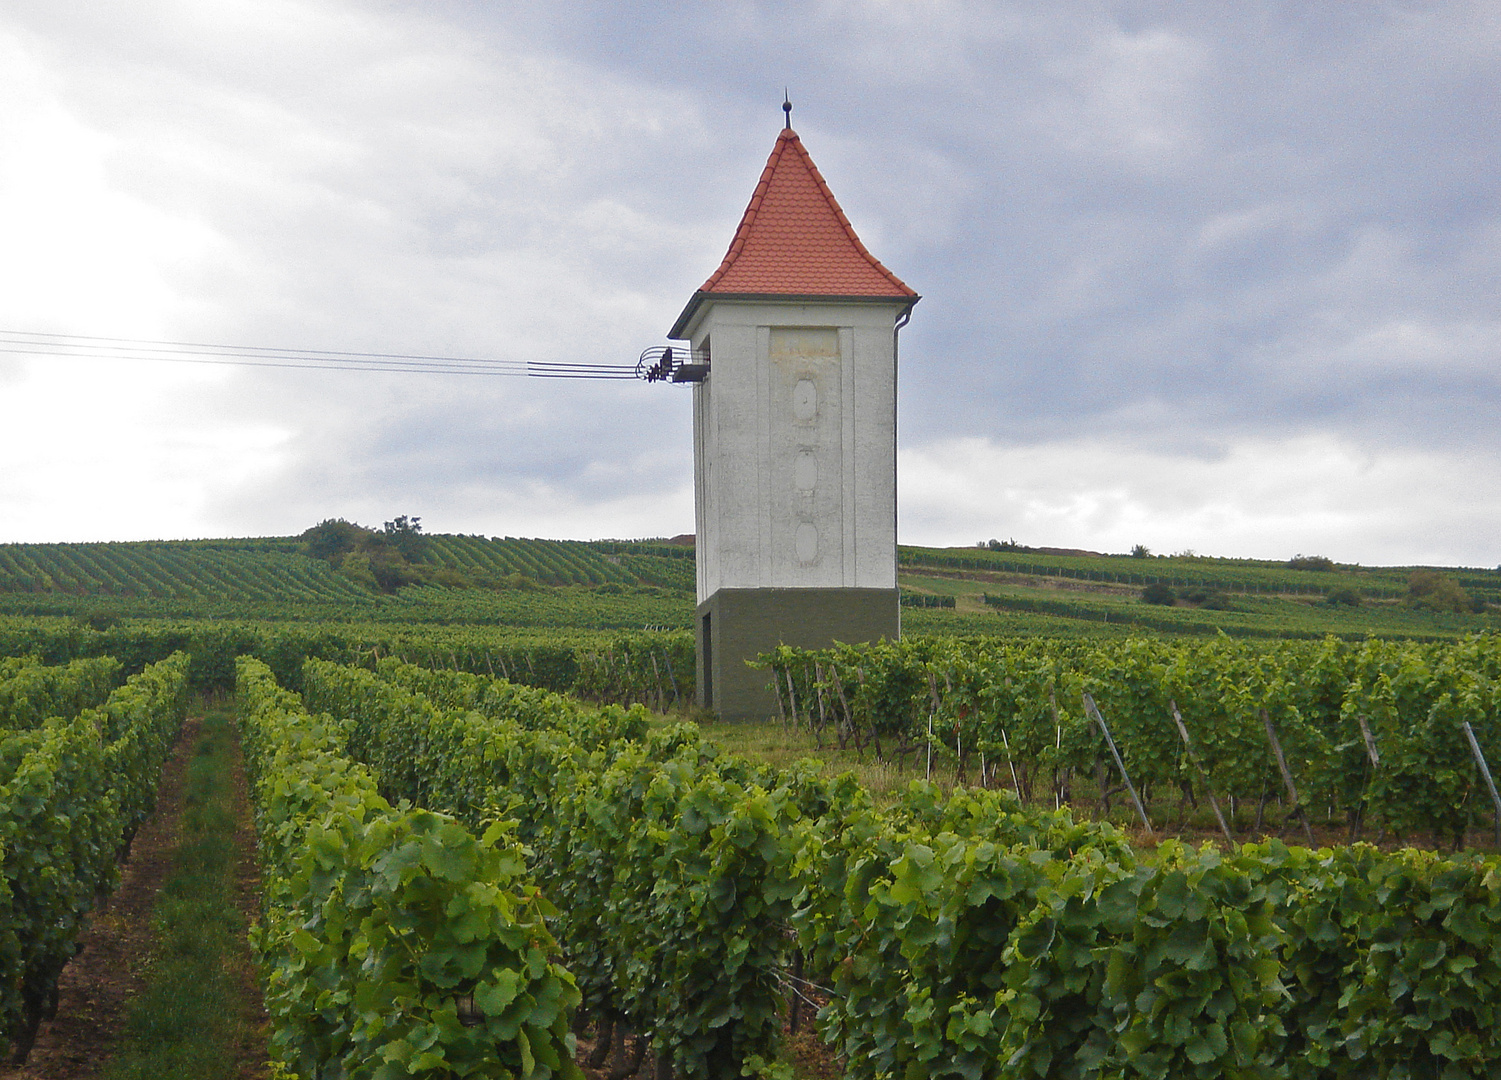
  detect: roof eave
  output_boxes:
[669,291,920,341]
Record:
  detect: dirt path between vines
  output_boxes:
[0,709,270,1080]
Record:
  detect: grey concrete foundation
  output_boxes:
[695,587,900,722]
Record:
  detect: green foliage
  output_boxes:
[380,515,427,561]
[1408,570,1473,614]
[1325,585,1362,607]
[0,534,697,610]
[0,653,188,1061]
[300,518,373,561]
[237,657,581,1080]
[0,655,122,729]
[761,634,1501,844]
[242,649,1501,1078]
[1141,581,1176,606]
[1289,554,1337,571]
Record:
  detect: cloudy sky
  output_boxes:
[2,1,1498,567]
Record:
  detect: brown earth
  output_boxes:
[0,709,270,1080]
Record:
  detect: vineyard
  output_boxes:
[0,653,188,1062]
[223,651,1501,1078]
[0,536,694,605]
[758,634,1501,847]
[4,534,1498,646]
[3,532,1501,1077]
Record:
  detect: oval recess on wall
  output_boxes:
[793,379,817,421]
[795,522,818,564]
[794,452,817,491]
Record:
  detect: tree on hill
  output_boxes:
[299,515,430,593]
[379,515,427,561]
[300,518,372,560]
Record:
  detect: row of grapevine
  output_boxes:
[758,634,1501,844]
[297,658,805,1079]
[898,545,1414,599]
[0,653,188,1062]
[281,655,1501,1078]
[426,536,638,588]
[570,631,694,710]
[0,618,694,714]
[0,655,122,729]
[236,658,581,1080]
[0,542,372,602]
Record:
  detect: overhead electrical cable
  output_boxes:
[0,329,641,379]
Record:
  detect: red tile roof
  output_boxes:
[699,128,916,300]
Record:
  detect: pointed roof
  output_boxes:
[670,127,917,337]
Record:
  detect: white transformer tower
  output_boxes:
[667,112,918,720]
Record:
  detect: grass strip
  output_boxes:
[102,705,253,1080]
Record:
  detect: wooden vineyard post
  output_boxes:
[1082,693,1154,838]
[659,648,681,706]
[1168,699,1234,843]
[1460,720,1501,846]
[1352,714,1381,842]
[1356,714,1381,768]
[1261,708,1316,845]
[1049,687,1064,811]
[999,726,1023,804]
[927,673,943,781]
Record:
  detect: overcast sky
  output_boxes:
[2,1,1498,567]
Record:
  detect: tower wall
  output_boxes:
[681,298,905,720]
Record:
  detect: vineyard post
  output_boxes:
[1356,714,1381,768]
[999,726,1023,804]
[927,672,943,781]
[1050,688,1063,810]
[1353,714,1381,842]
[771,666,788,726]
[649,651,664,711]
[785,668,810,745]
[1169,699,1234,842]
[659,648,681,705]
[1460,720,1501,846]
[814,663,834,749]
[1082,693,1153,837]
[1261,708,1316,845]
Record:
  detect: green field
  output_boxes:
[1,532,1496,642]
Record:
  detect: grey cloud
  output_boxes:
[2,1,1498,561]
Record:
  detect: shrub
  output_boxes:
[1406,570,1472,614]
[1324,586,1362,607]
[1182,587,1234,610]
[1141,582,1176,606]
[1288,554,1336,571]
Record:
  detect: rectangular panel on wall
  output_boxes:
[768,327,843,588]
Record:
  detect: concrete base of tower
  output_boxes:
[695,587,900,722]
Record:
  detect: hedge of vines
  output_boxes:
[1,618,692,710]
[269,654,1501,1079]
[0,652,188,1063]
[758,634,1501,844]
[237,658,581,1080]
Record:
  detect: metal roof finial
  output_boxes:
[782,90,792,130]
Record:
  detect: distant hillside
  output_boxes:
[896,544,1501,641]
[1,533,1496,640]
[0,534,695,629]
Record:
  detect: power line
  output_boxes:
[0,329,642,379]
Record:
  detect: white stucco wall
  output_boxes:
[681,298,906,603]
